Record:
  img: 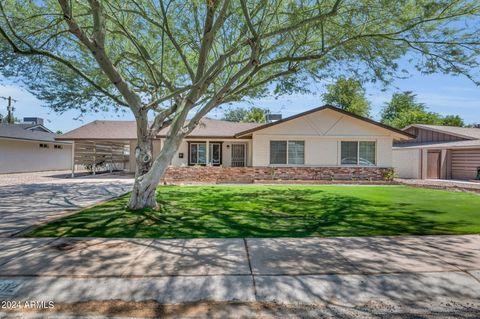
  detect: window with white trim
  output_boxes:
[341,141,376,166]
[270,140,305,165]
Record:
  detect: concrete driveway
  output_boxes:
[0,171,133,237]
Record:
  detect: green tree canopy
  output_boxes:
[322,77,371,117]
[1,0,479,209]
[441,115,465,127]
[222,106,270,123]
[222,108,248,123]
[381,91,465,128]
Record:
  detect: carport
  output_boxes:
[54,120,137,176]
[70,140,130,176]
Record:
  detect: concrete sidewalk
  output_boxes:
[0,235,479,317]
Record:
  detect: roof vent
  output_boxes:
[23,117,44,126]
[266,114,282,123]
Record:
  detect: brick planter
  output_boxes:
[162,166,393,184]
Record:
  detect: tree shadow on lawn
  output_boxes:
[28,186,474,238]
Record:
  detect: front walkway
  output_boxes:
[0,235,479,317]
[0,171,133,237]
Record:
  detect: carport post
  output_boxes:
[71,142,75,178]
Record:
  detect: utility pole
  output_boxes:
[0,96,17,124]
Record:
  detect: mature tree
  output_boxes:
[322,77,370,117]
[223,106,270,123]
[222,108,249,123]
[442,115,465,127]
[243,106,270,123]
[380,91,425,124]
[381,91,465,128]
[1,1,480,209]
[384,108,443,129]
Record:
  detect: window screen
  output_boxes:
[341,141,358,165]
[359,141,376,166]
[288,141,304,164]
[270,141,287,164]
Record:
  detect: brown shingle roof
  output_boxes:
[404,124,480,140]
[56,119,262,140]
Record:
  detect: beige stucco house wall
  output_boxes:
[0,139,72,174]
[60,105,413,175]
[392,148,422,179]
[251,108,396,167]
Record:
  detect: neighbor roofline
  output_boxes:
[55,137,137,141]
[25,124,54,133]
[0,136,72,144]
[402,124,476,140]
[234,105,415,139]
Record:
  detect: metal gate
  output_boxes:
[231,143,246,167]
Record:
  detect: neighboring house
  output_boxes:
[393,124,480,180]
[57,105,412,181]
[0,117,72,174]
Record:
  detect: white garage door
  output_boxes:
[451,149,480,180]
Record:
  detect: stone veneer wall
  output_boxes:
[162,166,392,184]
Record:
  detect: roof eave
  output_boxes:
[404,124,476,140]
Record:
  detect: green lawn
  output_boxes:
[27,185,480,238]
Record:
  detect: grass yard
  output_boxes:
[27,185,480,238]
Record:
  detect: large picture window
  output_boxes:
[341,141,376,166]
[270,140,304,165]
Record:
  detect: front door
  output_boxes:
[209,142,222,166]
[427,151,441,179]
[231,143,246,167]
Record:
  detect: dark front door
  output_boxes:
[427,151,441,179]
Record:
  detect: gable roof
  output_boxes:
[403,124,480,140]
[0,123,68,143]
[235,105,415,139]
[56,118,262,140]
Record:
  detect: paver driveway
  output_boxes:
[0,171,133,237]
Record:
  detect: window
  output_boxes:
[54,145,63,149]
[189,142,222,165]
[359,141,376,165]
[39,143,49,149]
[270,141,287,164]
[189,143,206,165]
[288,141,305,165]
[341,141,376,166]
[270,140,305,165]
[208,143,222,165]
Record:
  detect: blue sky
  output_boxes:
[0,68,479,133]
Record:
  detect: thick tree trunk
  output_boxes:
[127,120,184,210]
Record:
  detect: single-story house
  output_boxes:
[57,105,413,182]
[0,117,72,174]
[393,124,480,180]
